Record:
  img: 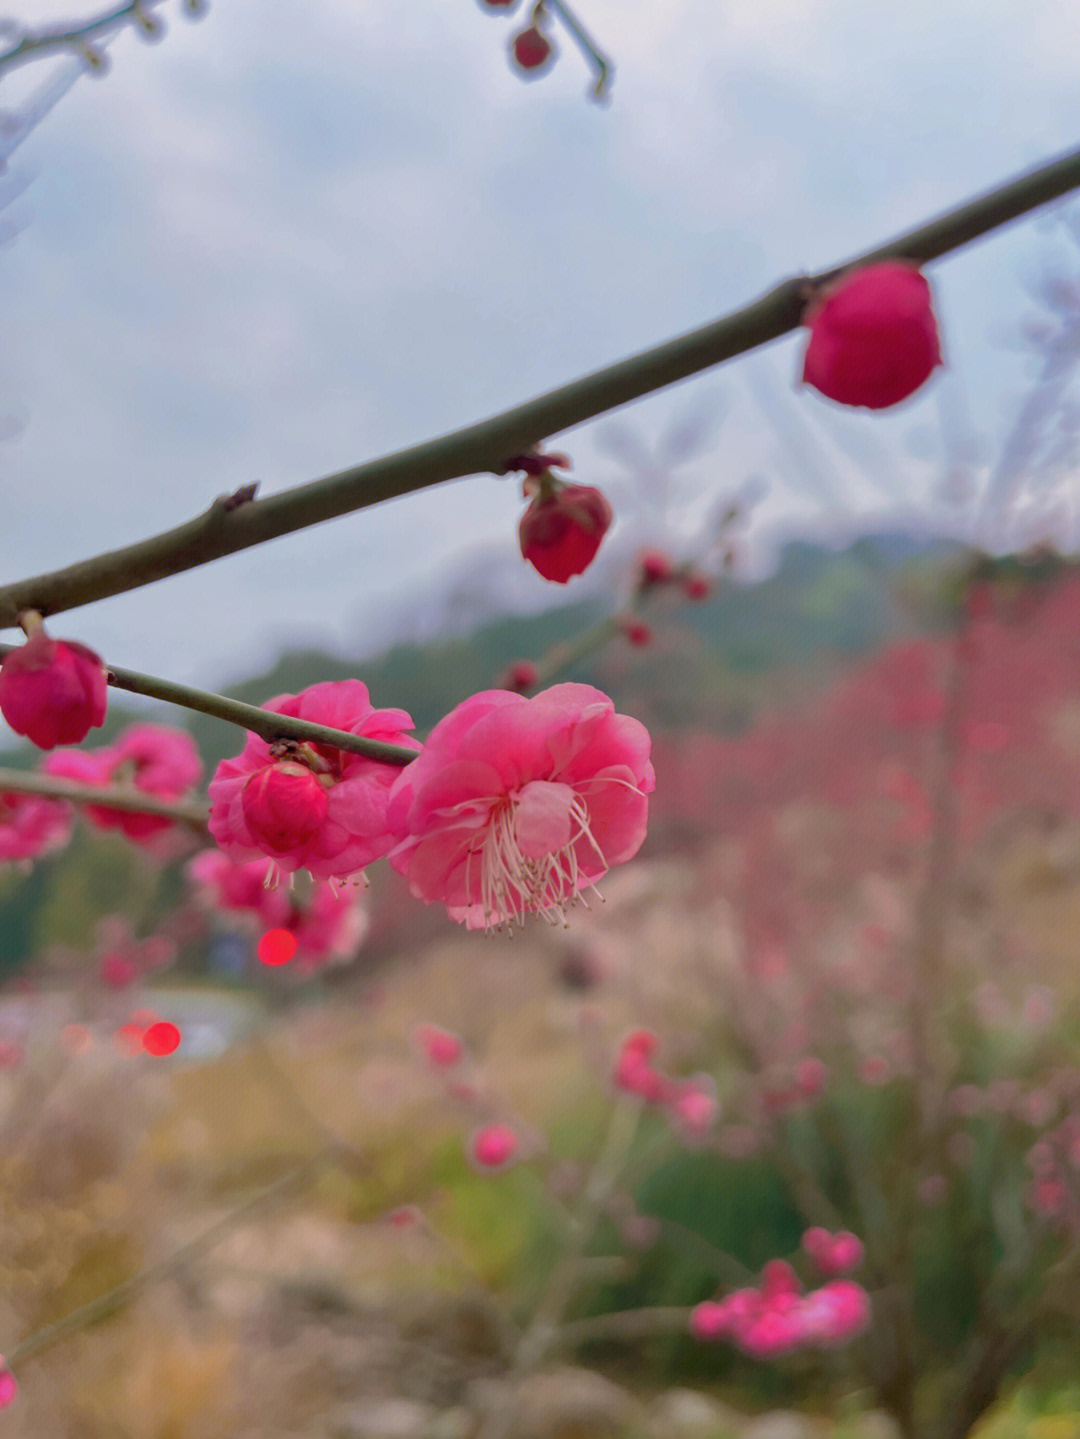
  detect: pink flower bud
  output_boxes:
[0,631,107,750]
[519,483,612,583]
[503,660,538,693]
[415,1024,463,1068]
[824,1232,864,1275]
[801,261,943,410]
[683,573,711,601]
[670,1080,718,1134]
[0,1363,16,1408]
[802,1226,831,1262]
[470,1123,519,1169]
[621,619,653,648]
[638,549,674,587]
[241,761,329,855]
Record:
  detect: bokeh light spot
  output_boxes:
[258,928,297,966]
[142,1020,181,1057]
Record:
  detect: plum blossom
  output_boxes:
[387,684,654,930]
[0,630,107,750]
[208,681,419,880]
[801,260,943,410]
[518,481,613,583]
[0,790,72,861]
[188,848,368,967]
[690,1257,871,1359]
[44,723,202,841]
[469,1123,519,1169]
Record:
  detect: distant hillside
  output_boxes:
[1,529,967,780]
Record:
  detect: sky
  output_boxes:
[3,0,1080,698]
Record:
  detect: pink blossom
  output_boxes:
[0,790,72,861]
[803,1228,865,1277]
[760,1259,801,1302]
[669,1080,718,1134]
[801,261,942,410]
[208,681,419,879]
[415,1024,464,1068]
[689,1300,730,1342]
[638,549,675,587]
[45,723,202,841]
[0,1362,16,1408]
[469,1123,519,1169]
[737,1309,806,1359]
[187,849,367,967]
[613,1029,671,1103]
[0,630,107,750]
[798,1280,872,1345]
[387,684,654,930]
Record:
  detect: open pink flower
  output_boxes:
[44,723,202,840]
[208,680,419,880]
[0,631,107,750]
[387,684,654,930]
[0,790,73,861]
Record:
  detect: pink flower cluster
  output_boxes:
[613,1029,718,1135]
[188,849,367,967]
[0,790,72,861]
[45,723,202,842]
[208,681,419,880]
[690,1258,871,1358]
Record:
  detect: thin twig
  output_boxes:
[0,0,175,78]
[0,763,208,826]
[4,145,1080,628]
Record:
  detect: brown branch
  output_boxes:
[3,145,1080,628]
[0,763,208,826]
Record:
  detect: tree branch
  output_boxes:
[0,644,420,766]
[2,144,1080,628]
[0,764,208,825]
[0,0,175,78]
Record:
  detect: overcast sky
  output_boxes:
[4,0,1080,699]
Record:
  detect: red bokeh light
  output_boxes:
[142,1020,181,1056]
[258,928,297,966]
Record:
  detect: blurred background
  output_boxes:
[5,4,1080,1437]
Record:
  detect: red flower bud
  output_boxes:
[0,631,108,750]
[638,550,675,587]
[683,573,711,601]
[801,261,943,410]
[519,483,613,583]
[241,761,329,855]
[511,25,554,74]
[622,619,652,647]
[503,660,538,693]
